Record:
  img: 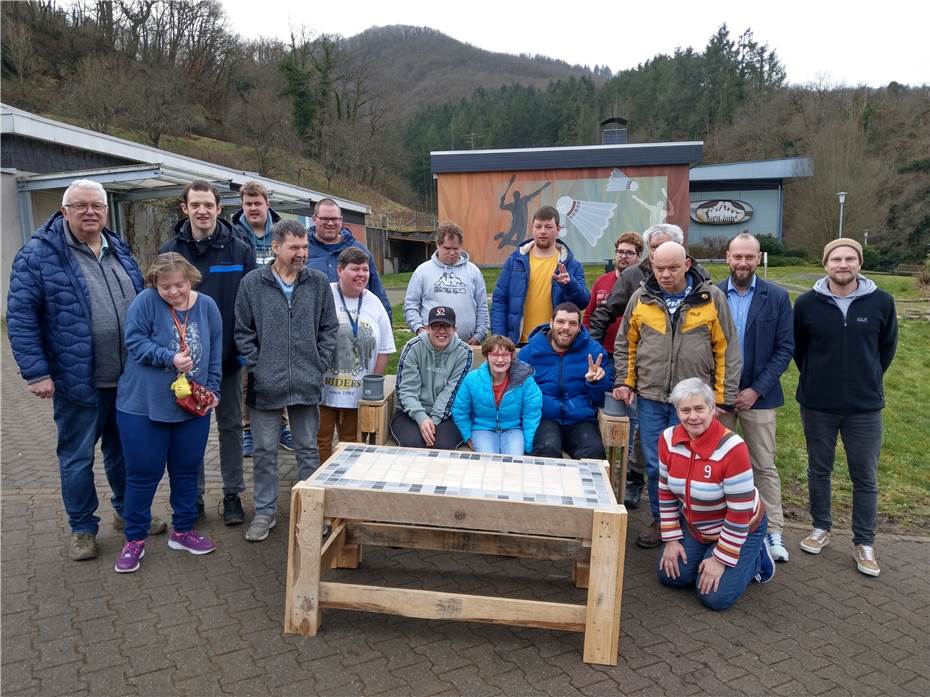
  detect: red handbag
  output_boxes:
[171,308,214,417]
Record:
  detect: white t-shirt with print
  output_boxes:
[322,283,396,408]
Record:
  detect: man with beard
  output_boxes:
[518,303,613,460]
[160,180,256,524]
[716,232,794,563]
[794,238,897,577]
[235,220,338,542]
[613,241,740,549]
[491,206,589,345]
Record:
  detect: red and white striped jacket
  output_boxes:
[658,418,761,567]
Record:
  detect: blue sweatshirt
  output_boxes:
[117,288,223,422]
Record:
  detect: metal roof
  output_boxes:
[689,157,814,182]
[431,141,704,174]
[1,103,369,214]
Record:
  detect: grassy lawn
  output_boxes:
[384,267,929,533]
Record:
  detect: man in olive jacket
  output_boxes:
[235,220,338,542]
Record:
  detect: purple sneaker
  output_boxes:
[115,540,145,573]
[168,530,216,555]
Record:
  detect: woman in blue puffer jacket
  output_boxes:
[452,335,542,455]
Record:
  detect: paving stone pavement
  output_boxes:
[2,330,929,697]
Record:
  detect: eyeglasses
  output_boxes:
[429,323,452,330]
[616,249,638,257]
[316,216,342,224]
[488,352,512,359]
[64,202,107,213]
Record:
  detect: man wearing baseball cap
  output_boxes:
[793,238,897,577]
[391,305,473,449]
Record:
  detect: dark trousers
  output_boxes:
[390,411,463,450]
[198,367,244,497]
[801,407,883,546]
[117,411,211,540]
[532,419,605,460]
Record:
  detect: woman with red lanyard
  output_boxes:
[657,377,775,609]
[114,253,222,573]
[451,335,542,455]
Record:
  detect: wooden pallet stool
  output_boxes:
[284,443,627,666]
[356,375,397,446]
[597,410,630,501]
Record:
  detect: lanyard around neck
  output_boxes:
[337,287,363,337]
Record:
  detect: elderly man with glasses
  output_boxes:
[307,198,392,320]
[7,179,166,561]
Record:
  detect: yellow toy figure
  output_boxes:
[171,373,192,398]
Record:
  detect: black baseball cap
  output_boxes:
[427,306,456,326]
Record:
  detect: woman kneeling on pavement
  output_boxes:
[114,253,222,573]
[657,377,774,609]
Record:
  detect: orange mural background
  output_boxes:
[437,165,691,265]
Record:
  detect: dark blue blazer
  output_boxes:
[716,276,794,409]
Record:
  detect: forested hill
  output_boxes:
[345,25,600,123]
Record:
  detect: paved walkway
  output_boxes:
[2,331,928,697]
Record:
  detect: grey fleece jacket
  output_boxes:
[234,263,339,409]
[395,333,473,425]
[403,251,489,342]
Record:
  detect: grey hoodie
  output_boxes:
[404,250,489,342]
[813,275,877,318]
[395,333,473,425]
[235,263,339,410]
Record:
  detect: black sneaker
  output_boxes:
[624,479,644,509]
[221,494,245,526]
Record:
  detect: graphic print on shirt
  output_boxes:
[433,271,468,296]
[327,317,376,390]
[169,320,204,380]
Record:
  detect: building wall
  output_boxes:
[437,165,691,265]
[687,188,782,247]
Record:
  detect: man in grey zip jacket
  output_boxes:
[234,220,339,542]
[391,306,472,449]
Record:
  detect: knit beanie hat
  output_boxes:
[822,238,863,265]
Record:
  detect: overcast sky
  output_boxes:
[223,0,927,88]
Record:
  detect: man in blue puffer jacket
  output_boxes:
[518,302,613,460]
[7,179,164,561]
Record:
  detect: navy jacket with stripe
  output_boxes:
[161,218,256,375]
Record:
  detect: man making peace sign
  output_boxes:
[518,303,613,460]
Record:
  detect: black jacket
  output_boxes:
[160,218,257,375]
[793,283,897,414]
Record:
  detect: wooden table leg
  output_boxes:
[284,485,326,636]
[582,508,627,666]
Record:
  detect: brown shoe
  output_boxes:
[635,521,662,549]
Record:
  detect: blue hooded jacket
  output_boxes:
[7,212,144,406]
[517,323,613,425]
[491,239,589,343]
[451,359,542,452]
[307,227,392,320]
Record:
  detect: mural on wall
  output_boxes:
[437,165,690,265]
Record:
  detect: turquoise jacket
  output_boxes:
[451,359,543,453]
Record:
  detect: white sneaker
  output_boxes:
[245,514,276,542]
[800,528,830,554]
[855,545,880,577]
[766,532,790,562]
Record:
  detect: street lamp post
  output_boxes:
[837,192,847,239]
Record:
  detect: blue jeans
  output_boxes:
[801,407,883,546]
[657,513,768,611]
[637,397,680,522]
[471,429,524,455]
[117,411,211,540]
[52,389,126,534]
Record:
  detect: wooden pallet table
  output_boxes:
[356,375,396,445]
[598,410,630,500]
[284,443,627,665]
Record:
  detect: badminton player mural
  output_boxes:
[436,163,690,265]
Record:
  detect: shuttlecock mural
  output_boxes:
[556,196,617,246]
[606,168,639,192]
